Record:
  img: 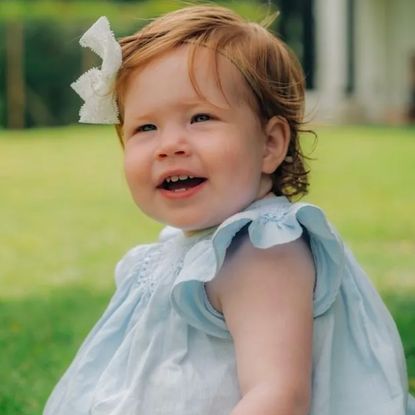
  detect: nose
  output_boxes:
[155,126,191,160]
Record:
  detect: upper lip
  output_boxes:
[156,169,206,188]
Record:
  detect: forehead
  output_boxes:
[123,45,254,111]
[188,45,251,106]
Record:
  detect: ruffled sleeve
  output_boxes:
[170,196,345,338]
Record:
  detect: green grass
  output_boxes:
[0,124,414,413]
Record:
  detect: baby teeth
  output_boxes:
[165,175,194,183]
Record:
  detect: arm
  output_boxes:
[205,233,315,415]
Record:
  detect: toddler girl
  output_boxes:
[44,5,415,415]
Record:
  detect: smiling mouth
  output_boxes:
[159,176,207,192]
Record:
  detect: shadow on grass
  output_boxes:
[0,287,414,415]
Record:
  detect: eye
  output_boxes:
[136,124,157,133]
[191,113,211,123]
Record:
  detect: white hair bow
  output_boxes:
[71,16,122,124]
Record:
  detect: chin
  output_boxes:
[166,215,222,233]
[172,221,216,233]
[148,204,249,233]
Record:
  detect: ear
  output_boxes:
[261,116,291,174]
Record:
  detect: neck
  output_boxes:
[183,224,218,238]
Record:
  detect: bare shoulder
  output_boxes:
[205,229,316,315]
[205,228,315,400]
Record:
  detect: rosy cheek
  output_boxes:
[124,160,139,183]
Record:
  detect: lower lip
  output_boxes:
[158,180,207,200]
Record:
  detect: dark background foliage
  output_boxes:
[0,0,314,129]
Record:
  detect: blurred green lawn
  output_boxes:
[0,125,414,414]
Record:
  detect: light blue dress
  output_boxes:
[44,195,415,415]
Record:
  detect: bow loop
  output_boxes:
[71,16,122,124]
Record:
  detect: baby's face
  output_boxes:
[122,45,273,232]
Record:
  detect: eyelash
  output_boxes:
[134,113,212,134]
[191,113,211,123]
[136,124,157,133]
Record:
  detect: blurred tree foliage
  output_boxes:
[0,0,270,129]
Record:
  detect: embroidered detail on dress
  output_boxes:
[132,247,162,301]
[257,211,288,226]
[131,241,186,302]
[173,258,184,279]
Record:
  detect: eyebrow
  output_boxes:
[126,98,230,123]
